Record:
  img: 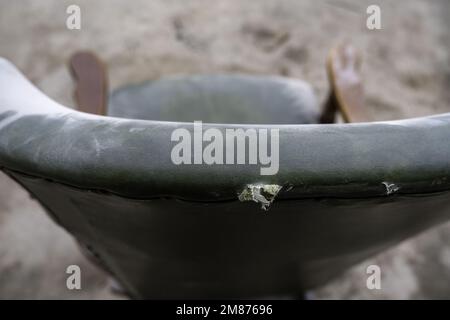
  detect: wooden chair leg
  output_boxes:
[320,91,338,123]
[321,45,368,123]
[69,51,108,115]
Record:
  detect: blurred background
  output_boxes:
[0,0,449,299]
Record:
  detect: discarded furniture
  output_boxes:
[0,47,449,298]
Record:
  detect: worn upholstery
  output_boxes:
[1,57,450,298]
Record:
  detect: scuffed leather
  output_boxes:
[1,57,450,298]
[1,57,450,199]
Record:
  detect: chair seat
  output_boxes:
[108,74,319,124]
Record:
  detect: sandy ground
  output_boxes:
[0,0,449,299]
